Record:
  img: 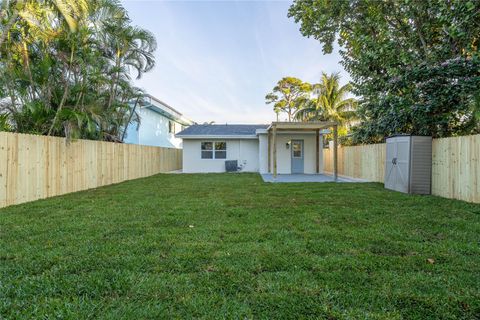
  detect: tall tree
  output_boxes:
[265,77,311,121]
[0,0,88,47]
[289,0,480,143]
[0,0,156,141]
[296,72,357,128]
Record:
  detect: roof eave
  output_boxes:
[175,135,259,140]
[268,121,337,131]
[138,94,193,125]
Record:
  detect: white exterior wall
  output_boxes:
[259,134,268,173]
[124,108,185,148]
[182,139,259,173]
[258,133,323,174]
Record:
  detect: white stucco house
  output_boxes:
[176,122,338,175]
[124,94,192,148]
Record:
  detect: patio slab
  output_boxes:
[260,173,367,183]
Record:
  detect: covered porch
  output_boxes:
[266,121,339,180]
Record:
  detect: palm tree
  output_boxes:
[105,24,157,110]
[296,72,357,128]
[0,0,88,48]
[0,0,156,141]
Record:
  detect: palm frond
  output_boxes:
[53,0,89,32]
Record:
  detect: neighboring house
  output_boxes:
[124,94,192,148]
[176,123,330,174]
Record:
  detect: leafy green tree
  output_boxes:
[289,0,480,143]
[350,57,480,143]
[0,0,88,47]
[0,0,156,141]
[265,77,311,122]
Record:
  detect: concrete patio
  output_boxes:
[260,173,366,183]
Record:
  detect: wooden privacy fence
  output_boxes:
[0,132,182,208]
[323,143,386,183]
[431,135,480,203]
[323,134,480,203]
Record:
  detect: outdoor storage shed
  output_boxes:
[384,135,432,194]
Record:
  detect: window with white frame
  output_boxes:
[214,142,226,159]
[201,142,213,159]
[201,141,226,159]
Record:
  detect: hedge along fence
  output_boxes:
[0,132,182,208]
[323,134,480,203]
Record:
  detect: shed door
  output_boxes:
[385,139,396,190]
[395,137,410,193]
[385,137,410,193]
[291,140,304,174]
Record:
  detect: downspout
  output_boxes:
[121,95,141,142]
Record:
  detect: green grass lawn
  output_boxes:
[1,173,479,319]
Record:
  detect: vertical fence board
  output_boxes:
[432,135,480,203]
[0,132,182,208]
[6,134,18,206]
[0,133,7,207]
[323,143,386,183]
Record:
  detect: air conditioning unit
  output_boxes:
[225,160,239,172]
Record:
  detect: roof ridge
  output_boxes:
[176,123,269,137]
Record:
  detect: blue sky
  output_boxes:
[121,0,349,124]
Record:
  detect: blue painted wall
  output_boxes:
[124,107,185,148]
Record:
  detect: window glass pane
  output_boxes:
[215,142,226,151]
[215,151,226,159]
[292,142,302,158]
[201,142,213,150]
[201,151,213,159]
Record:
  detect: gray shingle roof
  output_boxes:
[176,124,268,137]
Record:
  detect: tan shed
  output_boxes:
[385,135,432,194]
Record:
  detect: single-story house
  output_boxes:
[176,122,339,176]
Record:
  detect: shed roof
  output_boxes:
[176,124,268,138]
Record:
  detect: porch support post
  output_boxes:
[273,125,277,178]
[267,129,271,173]
[333,124,338,181]
[315,129,320,174]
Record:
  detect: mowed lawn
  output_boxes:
[1,174,479,319]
